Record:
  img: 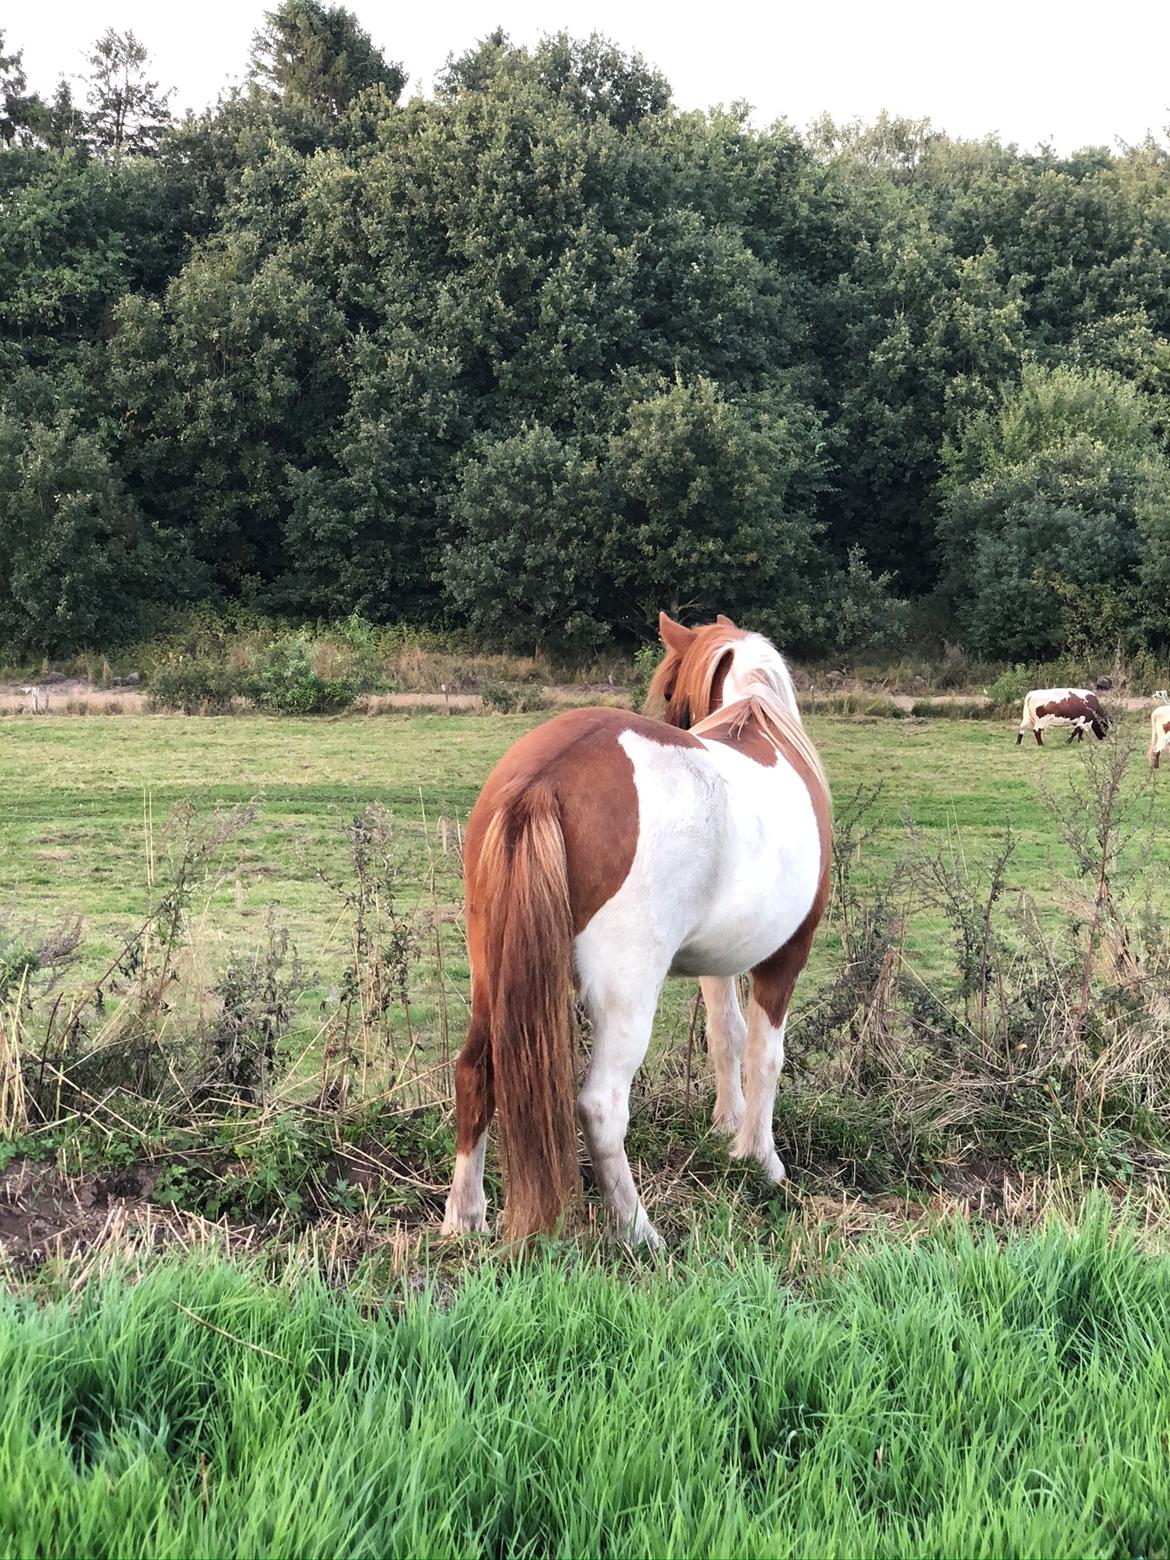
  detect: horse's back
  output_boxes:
[466,707,701,935]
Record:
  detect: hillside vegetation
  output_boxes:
[3,10,1170,661]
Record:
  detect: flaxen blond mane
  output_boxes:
[693,693,830,803]
[646,615,828,805]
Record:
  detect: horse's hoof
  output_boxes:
[612,1212,660,1250]
[440,1201,489,1235]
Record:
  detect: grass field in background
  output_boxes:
[2,706,1167,977]
[2,1205,1169,1560]
[3,705,1170,1189]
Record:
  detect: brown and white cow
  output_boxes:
[1150,691,1170,770]
[1015,687,1109,746]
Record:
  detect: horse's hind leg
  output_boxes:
[442,1004,493,1234]
[577,976,662,1247]
[731,1000,788,1185]
[738,930,816,1186]
[701,976,746,1135]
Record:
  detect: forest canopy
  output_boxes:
[2,6,1170,657]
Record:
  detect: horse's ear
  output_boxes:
[659,613,696,657]
[716,613,737,630]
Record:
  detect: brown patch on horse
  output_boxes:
[646,613,747,729]
[694,700,779,767]
[467,708,695,934]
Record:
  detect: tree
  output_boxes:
[84,29,171,160]
[250,0,405,121]
[444,425,611,651]
[283,329,465,619]
[1,30,40,146]
[41,80,86,151]
[105,238,348,593]
[440,32,669,128]
[939,364,1170,656]
[0,411,202,653]
[604,377,829,641]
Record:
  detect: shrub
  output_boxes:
[478,679,549,714]
[908,699,997,720]
[983,664,1034,712]
[246,636,355,715]
[985,661,1042,711]
[332,613,383,691]
[147,657,238,714]
[805,692,905,718]
[630,642,662,709]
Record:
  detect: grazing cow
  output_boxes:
[1150,691,1170,770]
[1015,687,1108,746]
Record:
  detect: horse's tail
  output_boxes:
[476,780,579,1239]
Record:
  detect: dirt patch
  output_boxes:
[6,1145,1168,1284]
[1,681,146,716]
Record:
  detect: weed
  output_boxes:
[246,635,355,715]
[478,678,549,713]
[148,656,239,714]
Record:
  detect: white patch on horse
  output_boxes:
[569,724,821,1243]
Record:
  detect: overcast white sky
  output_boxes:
[11,0,1170,154]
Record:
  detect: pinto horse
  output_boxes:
[442,613,831,1245]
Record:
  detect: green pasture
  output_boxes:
[3,1205,1169,1560]
[1,708,1167,1040]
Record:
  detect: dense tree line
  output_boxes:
[2,6,1170,658]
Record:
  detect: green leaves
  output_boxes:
[4,20,1170,658]
[606,377,826,635]
[939,364,1170,657]
[445,425,610,652]
[249,0,406,125]
[0,410,203,654]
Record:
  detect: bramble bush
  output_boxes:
[147,656,238,714]
[245,635,356,715]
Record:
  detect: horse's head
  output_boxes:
[645,612,798,728]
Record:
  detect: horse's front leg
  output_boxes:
[700,975,747,1136]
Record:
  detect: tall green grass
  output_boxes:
[3,1206,1169,1558]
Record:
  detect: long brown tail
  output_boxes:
[476,780,580,1238]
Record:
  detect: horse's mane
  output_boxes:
[645,624,747,728]
[693,693,829,800]
[645,619,828,801]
